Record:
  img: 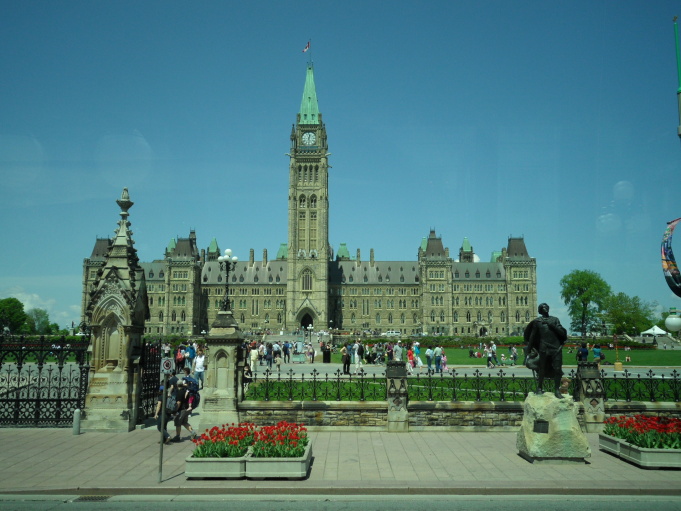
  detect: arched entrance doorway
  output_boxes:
[300,313,313,329]
[479,326,488,337]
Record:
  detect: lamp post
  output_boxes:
[217,249,238,312]
[665,307,681,340]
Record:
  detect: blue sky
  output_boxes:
[1,1,680,331]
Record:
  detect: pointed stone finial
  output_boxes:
[116,188,134,218]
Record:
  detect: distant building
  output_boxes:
[82,64,537,337]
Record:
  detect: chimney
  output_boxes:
[263,248,268,266]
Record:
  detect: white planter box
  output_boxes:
[246,442,313,479]
[599,434,681,469]
[185,449,250,479]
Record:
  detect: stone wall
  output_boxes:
[237,399,681,432]
[239,401,388,430]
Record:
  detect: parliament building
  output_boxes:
[82,63,537,338]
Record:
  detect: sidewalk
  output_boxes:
[0,427,679,496]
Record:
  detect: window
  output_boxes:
[302,269,312,291]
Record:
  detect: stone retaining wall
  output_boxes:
[238,400,681,431]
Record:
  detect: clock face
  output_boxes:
[302,132,316,145]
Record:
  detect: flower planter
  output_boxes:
[599,434,681,469]
[185,448,251,479]
[246,442,312,479]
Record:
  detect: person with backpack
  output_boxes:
[185,343,196,370]
[154,385,174,445]
[172,379,198,442]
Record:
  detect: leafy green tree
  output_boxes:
[559,270,611,338]
[0,297,28,334]
[26,308,51,335]
[601,292,657,336]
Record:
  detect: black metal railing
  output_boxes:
[0,335,90,427]
[242,368,680,403]
[138,341,162,423]
[245,369,388,401]
[601,369,681,402]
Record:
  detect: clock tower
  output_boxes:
[286,63,330,329]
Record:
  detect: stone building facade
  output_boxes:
[82,63,537,338]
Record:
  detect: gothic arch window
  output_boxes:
[171,311,176,321]
[515,311,520,322]
[525,311,530,321]
[181,311,186,322]
[299,195,306,208]
[488,311,493,322]
[501,311,506,322]
[218,275,222,283]
[277,313,282,323]
[453,312,458,322]
[388,313,393,324]
[159,271,164,278]
[314,165,319,182]
[477,311,482,321]
[440,311,445,322]
[400,275,404,282]
[203,275,207,282]
[400,313,405,324]
[302,269,313,291]
[159,312,163,322]
[149,271,154,278]
[309,195,317,208]
[240,314,245,323]
[376,314,381,324]
[466,311,471,322]
[430,311,435,322]
[378,275,383,282]
[298,165,302,182]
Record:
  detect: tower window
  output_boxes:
[302,269,312,291]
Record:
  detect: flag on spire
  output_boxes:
[302,41,310,53]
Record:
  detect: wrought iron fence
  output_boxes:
[0,335,90,427]
[243,368,680,403]
[245,369,388,401]
[601,369,681,402]
[138,341,162,423]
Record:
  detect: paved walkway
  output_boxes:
[0,427,679,496]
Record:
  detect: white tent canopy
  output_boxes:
[641,325,668,336]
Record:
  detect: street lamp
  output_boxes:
[217,249,238,312]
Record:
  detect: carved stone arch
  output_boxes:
[100,312,123,369]
[213,348,231,390]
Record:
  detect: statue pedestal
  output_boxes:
[193,310,243,432]
[516,392,591,464]
[81,366,137,432]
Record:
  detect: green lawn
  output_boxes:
[328,346,681,367]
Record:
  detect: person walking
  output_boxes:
[172,380,198,442]
[192,348,207,389]
[425,346,434,373]
[433,345,443,373]
[354,342,364,374]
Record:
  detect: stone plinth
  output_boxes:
[194,310,242,432]
[516,392,591,463]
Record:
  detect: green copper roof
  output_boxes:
[420,237,428,252]
[167,238,177,251]
[276,243,288,260]
[337,243,350,260]
[208,238,219,253]
[299,63,320,125]
[461,237,472,252]
[490,250,502,262]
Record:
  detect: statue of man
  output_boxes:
[523,303,567,398]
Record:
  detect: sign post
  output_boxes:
[158,358,173,483]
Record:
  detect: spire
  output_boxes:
[299,63,320,125]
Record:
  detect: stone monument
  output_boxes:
[518,303,590,462]
[386,360,408,432]
[193,250,244,432]
[517,392,591,463]
[81,189,149,432]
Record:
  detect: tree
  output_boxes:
[559,270,611,338]
[25,308,51,335]
[0,297,28,334]
[601,292,657,336]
